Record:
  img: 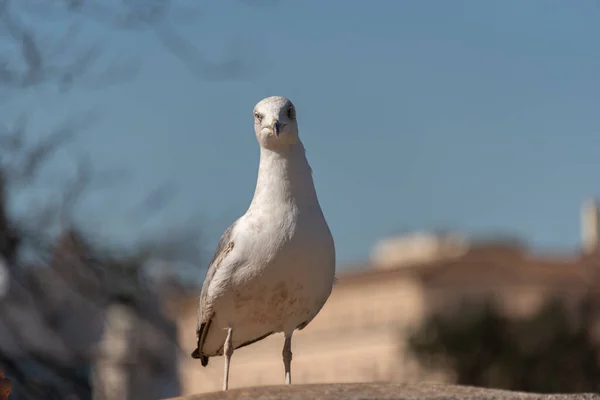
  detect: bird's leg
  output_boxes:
[282,332,293,385]
[223,327,234,391]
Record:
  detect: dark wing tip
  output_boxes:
[297,320,309,330]
[194,320,212,367]
[191,349,209,367]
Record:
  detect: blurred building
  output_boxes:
[0,230,180,400]
[171,199,600,395]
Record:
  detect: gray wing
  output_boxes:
[201,221,237,305]
[191,220,237,365]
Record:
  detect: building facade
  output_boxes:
[173,199,600,395]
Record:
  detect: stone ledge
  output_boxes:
[166,382,600,400]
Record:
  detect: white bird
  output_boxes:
[192,96,336,391]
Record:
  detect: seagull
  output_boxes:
[192,96,336,391]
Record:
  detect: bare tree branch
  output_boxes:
[0,1,253,398]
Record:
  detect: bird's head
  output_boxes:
[253,96,299,149]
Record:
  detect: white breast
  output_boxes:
[236,207,333,325]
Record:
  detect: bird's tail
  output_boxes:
[191,348,209,367]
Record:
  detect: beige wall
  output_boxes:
[175,258,593,395]
[177,275,426,395]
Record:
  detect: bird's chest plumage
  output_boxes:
[226,206,335,333]
[234,207,330,283]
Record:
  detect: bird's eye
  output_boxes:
[254,112,263,122]
[287,106,296,120]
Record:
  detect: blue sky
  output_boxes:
[10,0,600,267]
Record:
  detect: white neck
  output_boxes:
[249,141,319,210]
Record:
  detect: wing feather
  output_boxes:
[191,221,237,365]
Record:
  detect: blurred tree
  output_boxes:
[407,297,600,393]
[0,0,260,399]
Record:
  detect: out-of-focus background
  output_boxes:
[1,0,600,399]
